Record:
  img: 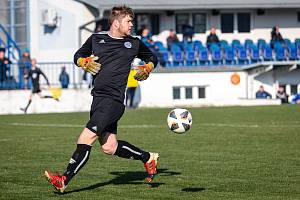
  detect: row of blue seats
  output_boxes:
[152,39,300,66]
[157,45,299,66]
[154,39,300,53]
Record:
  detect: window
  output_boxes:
[185,87,193,99]
[173,87,181,99]
[238,13,250,32]
[291,85,298,95]
[298,12,300,22]
[221,13,234,33]
[193,13,206,33]
[176,14,189,33]
[135,14,159,35]
[198,87,206,98]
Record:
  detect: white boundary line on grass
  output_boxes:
[6,122,300,128]
[7,122,162,128]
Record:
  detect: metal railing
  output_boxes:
[0,62,93,90]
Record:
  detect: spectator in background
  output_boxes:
[141,27,153,46]
[167,29,179,50]
[18,49,31,89]
[0,47,11,86]
[182,24,194,42]
[256,85,272,99]
[276,86,289,104]
[136,25,146,36]
[271,26,284,49]
[291,89,300,104]
[206,27,220,48]
[59,66,70,89]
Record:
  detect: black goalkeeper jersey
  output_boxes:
[74,32,158,103]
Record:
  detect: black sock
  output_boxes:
[24,99,32,111]
[114,140,150,163]
[63,144,92,185]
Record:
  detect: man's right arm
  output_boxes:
[74,35,101,75]
[73,35,93,66]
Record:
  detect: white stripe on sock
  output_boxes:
[122,145,142,156]
[74,151,89,174]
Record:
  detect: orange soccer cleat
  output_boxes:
[44,170,67,193]
[144,152,159,182]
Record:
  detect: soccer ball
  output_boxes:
[167,108,192,134]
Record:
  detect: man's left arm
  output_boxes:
[134,40,158,81]
[40,69,50,86]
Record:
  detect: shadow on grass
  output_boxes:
[182,187,205,192]
[61,168,180,194]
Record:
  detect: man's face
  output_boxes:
[0,51,4,58]
[259,86,264,92]
[118,15,133,37]
[211,28,216,34]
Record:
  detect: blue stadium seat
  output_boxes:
[224,46,235,65]
[185,50,197,66]
[172,51,184,66]
[170,43,181,52]
[198,48,209,65]
[275,46,286,61]
[244,39,254,49]
[159,50,171,67]
[236,47,248,65]
[193,40,203,51]
[295,39,300,52]
[232,39,242,49]
[262,45,273,61]
[249,46,260,63]
[287,44,298,60]
[211,46,222,65]
[257,39,267,50]
[284,38,292,47]
[182,41,194,52]
[219,40,229,48]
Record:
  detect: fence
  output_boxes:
[0,62,92,90]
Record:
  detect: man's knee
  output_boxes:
[101,142,117,155]
[77,128,98,145]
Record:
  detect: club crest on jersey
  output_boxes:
[124,42,132,48]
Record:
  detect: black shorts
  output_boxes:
[86,96,125,140]
[32,86,41,93]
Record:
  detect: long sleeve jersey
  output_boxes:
[74,32,158,103]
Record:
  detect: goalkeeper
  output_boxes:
[44,5,158,193]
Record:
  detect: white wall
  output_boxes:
[0,89,92,115]
[29,0,95,62]
[138,71,281,107]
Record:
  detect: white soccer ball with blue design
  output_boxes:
[167,108,192,134]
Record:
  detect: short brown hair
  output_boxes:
[109,5,134,25]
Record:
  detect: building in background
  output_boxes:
[0,0,299,113]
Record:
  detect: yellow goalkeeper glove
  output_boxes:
[133,62,154,81]
[77,56,101,75]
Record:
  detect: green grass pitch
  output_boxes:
[0,105,299,200]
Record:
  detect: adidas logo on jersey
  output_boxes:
[99,39,105,43]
